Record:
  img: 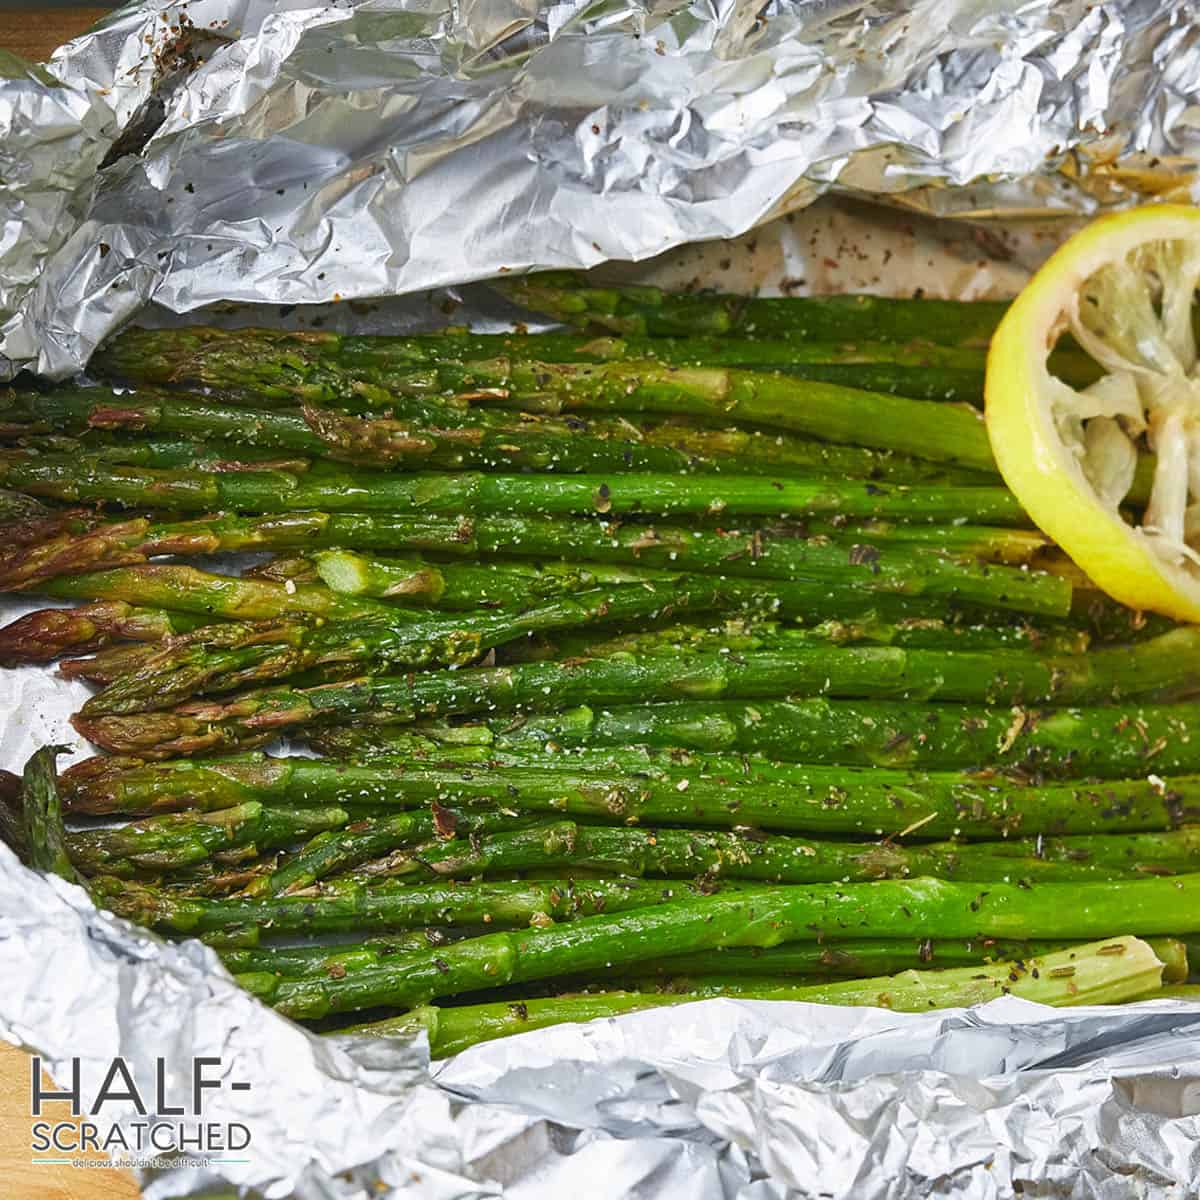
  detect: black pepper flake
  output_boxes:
[848,544,882,574]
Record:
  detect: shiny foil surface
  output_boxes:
[2,2,1200,1196]
[1,0,1199,376]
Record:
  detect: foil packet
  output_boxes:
[2,2,1200,1196]
[1,0,1199,377]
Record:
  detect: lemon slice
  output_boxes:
[986,204,1200,622]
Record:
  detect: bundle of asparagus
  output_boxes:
[1,279,1197,1058]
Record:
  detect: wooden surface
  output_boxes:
[0,1043,140,1200]
[1,7,110,63]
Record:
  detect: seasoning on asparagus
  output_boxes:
[71,632,1200,759]
[79,576,748,716]
[0,449,1033,524]
[0,513,1073,625]
[57,751,1199,839]
[240,876,1200,1018]
[498,274,1012,344]
[340,935,1164,1057]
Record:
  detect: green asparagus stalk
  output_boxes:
[313,528,1053,617]
[653,936,1191,982]
[5,384,992,480]
[243,875,1200,1018]
[315,553,681,608]
[224,936,1049,985]
[67,801,348,877]
[218,931,465,977]
[795,520,1049,565]
[78,600,1078,721]
[95,323,1015,397]
[0,601,208,664]
[56,750,1200,839]
[499,275,1011,343]
[335,821,1200,886]
[89,875,709,939]
[72,628,1200,756]
[90,324,1003,470]
[20,747,81,884]
[487,698,1200,775]
[306,534,1065,616]
[3,430,314,475]
[341,936,1165,1055]
[581,416,992,482]
[92,323,1019,409]
[59,641,163,686]
[28,563,412,624]
[80,577,745,716]
[248,808,547,897]
[468,362,997,469]
[0,513,1072,626]
[0,448,1029,525]
[530,615,1089,660]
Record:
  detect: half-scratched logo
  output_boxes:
[29,1056,253,1170]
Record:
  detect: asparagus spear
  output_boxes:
[654,936,1191,982]
[0,448,1028,525]
[315,553,680,609]
[490,698,1200,775]
[340,936,1164,1056]
[59,642,163,686]
[247,808,548,897]
[530,615,1089,660]
[4,430,314,475]
[312,524,1052,614]
[28,563,411,624]
[0,601,207,664]
[5,385,989,481]
[20,747,81,884]
[605,417,993,483]
[91,324,1002,469]
[80,577,744,716]
[332,821,1200,886]
[67,801,348,877]
[0,513,1072,625]
[92,323,1013,409]
[442,360,999,471]
[304,534,1068,618]
[72,630,1200,756]
[499,275,1011,344]
[218,931,465,976]
[57,751,1199,839]
[243,875,1200,1018]
[94,322,995,373]
[89,876,710,939]
[224,935,1062,984]
[78,604,1085,721]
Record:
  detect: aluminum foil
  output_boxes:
[3,0,1200,377]
[3,842,1200,1199]
[3,1,1200,1195]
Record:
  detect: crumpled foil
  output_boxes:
[3,0,1200,377]
[3,838,1200,1199]
[3,2,1200,1196]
